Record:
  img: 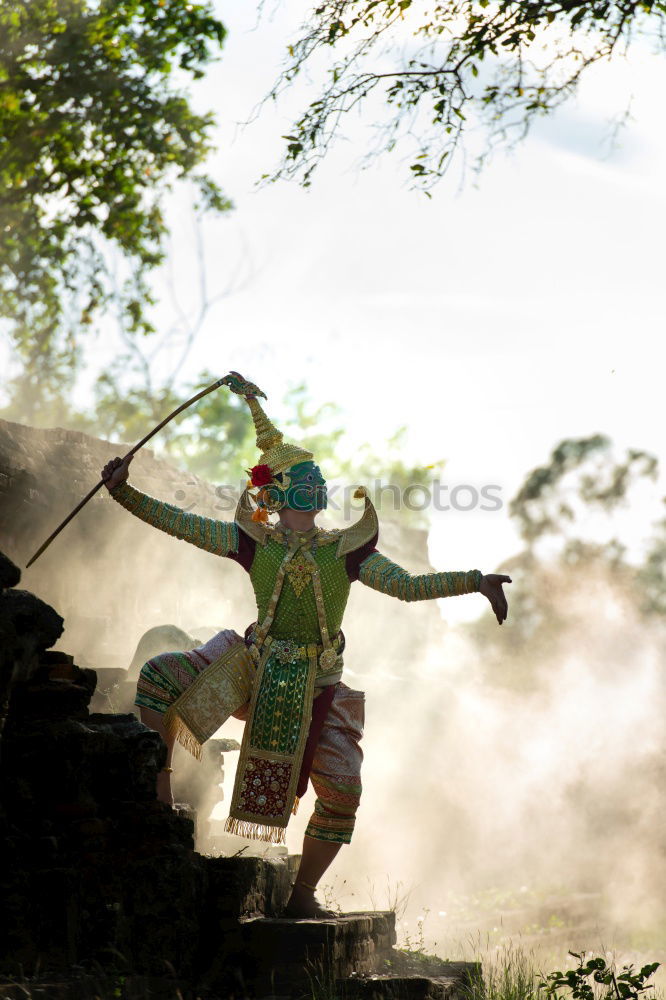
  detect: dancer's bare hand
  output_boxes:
[101,454,133,491]
[480,573,512,624]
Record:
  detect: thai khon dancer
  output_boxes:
[101,372,511,918]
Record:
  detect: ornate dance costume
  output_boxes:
[110,375,482,844]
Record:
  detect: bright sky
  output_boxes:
[12,2,666,617]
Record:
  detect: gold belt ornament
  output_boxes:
[249,632,343,672]
[318,646,340,671]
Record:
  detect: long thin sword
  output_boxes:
[25,376,230,569]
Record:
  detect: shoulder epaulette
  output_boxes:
[336,487,379,557]
[234,489,270,545]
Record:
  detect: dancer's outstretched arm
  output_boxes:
[101,454,239,557]
[358,551,511,623]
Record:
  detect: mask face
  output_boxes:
[280,461,327,511]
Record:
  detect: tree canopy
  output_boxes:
[266,0,666,189]
[465,433,665,689]
[0,0,229,420]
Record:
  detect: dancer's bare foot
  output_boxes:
[156,770,174,807]
[283,883,336,919]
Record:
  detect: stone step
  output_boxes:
[203,911,396,995]
[0,927,479,1000]
[203,853,300,919]
[337,961,481,1000]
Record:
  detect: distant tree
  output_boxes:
[266,0,666,189]
[508,434,658,548]
[161,369,257,486]
[637,511,666,617]
[62,197,253,467]
[467,434,664,689]
[0,0,229,420]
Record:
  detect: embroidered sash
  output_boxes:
[224,636,319,843]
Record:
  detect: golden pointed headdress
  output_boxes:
[221,371,313,475]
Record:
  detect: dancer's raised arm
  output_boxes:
[101,454,239,557]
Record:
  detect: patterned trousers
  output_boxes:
[135,631,364,844]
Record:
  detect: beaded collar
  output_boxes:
[271,522,339,549]
[273,523,318,542]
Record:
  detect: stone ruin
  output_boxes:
[0,419,481,998]
[0,547,390,995]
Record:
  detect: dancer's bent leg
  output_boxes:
[284,684,364,918]
[134,630,245,807]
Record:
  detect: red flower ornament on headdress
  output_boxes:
[249,464,273,488]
